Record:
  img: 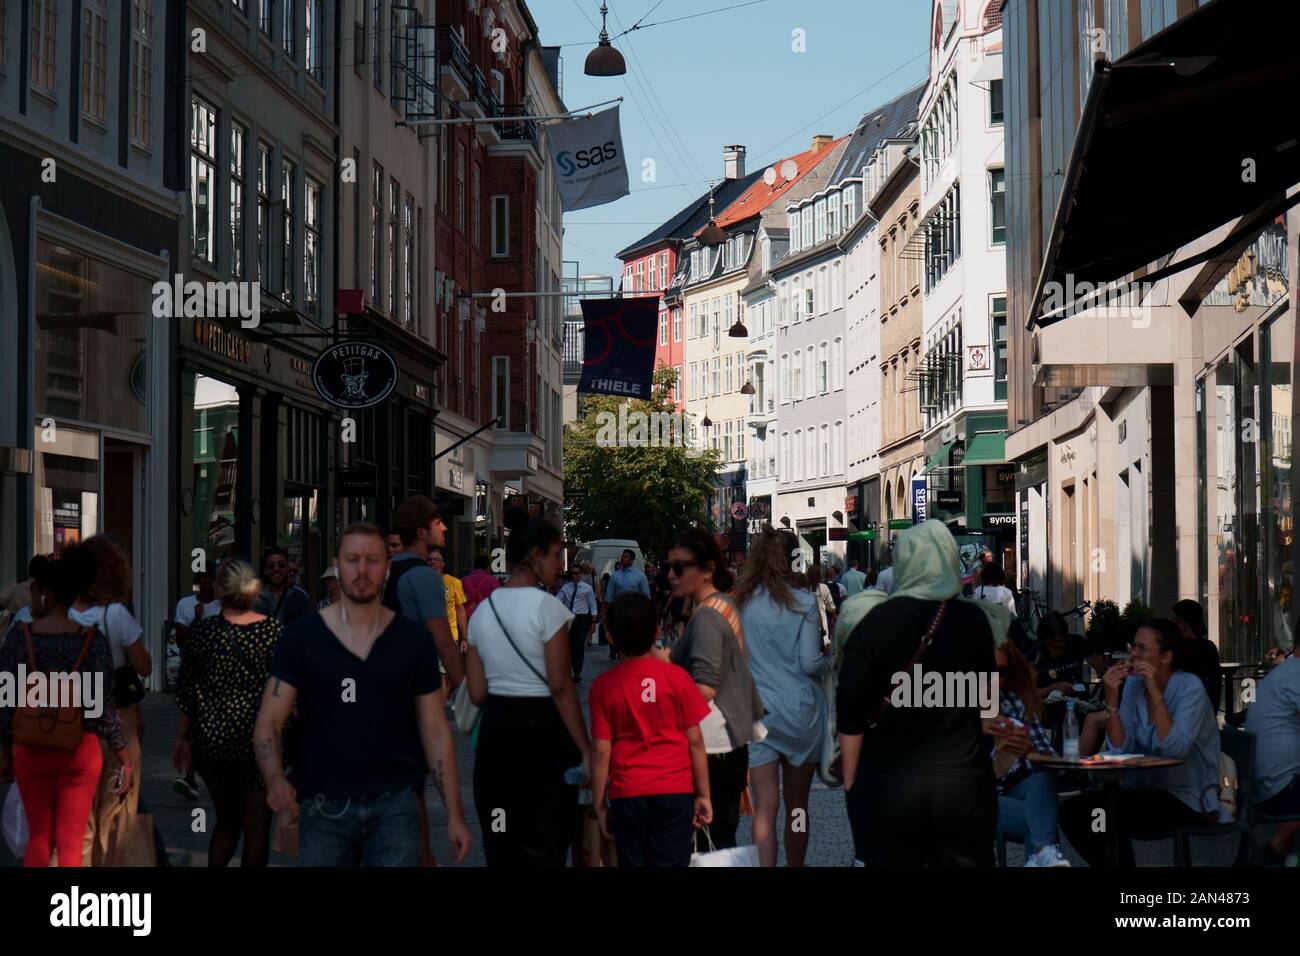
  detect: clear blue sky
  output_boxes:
[533,0,932,280]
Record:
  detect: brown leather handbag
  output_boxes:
[10,622,96,751]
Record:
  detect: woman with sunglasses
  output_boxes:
[733,529,830,866]
[1058,618,1223,867]
[464,509,591,866]
[666,528,764,852]
[992,643,1069,866]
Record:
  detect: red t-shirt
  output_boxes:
[588,656,711,800]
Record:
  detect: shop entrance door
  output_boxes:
[281,485,321,599]
[104,438,145,604]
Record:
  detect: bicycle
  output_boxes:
[1014,587,1049,631]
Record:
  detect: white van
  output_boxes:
[574,539,644,597]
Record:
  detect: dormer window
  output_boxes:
[790,210,801,252]
[826,193,840,237]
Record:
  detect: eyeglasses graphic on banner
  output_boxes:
[577,296,659,399]
[546,105,630,211]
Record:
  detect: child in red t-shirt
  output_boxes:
[589,593,713,867]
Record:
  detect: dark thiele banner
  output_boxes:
[577,296,659,399]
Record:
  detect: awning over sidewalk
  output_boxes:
[923,441,955,473]
[1029,0,1300,329]
[962,432,1006,466]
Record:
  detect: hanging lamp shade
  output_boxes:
[584,3,627,76]
[728,319,749,337]
[740,380,756,395]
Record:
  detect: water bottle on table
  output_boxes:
[1062,699,1080,761]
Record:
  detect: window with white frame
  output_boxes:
[833,420,843,474]
[471,163,481,247]
[842,188,855,228]
[81,2,109,123]
[990,168,1006,245]
[637,260,645,291]
[711,357,720,396]
[820,424,830,476]
[792,349,802,399]
[130,1,154,145]
[832,336,844,389]
[230,122,245,278]
[818,342,828,393]
[672,309,681,342]
[306,0,323,81]
[659,311,668,346]
[371,162,383,304]
[305,177,322,313]
[814,199,826,244]
[781,353,790,403]
[282,160,298,304]
[804,276,815,317]
[190,97,218,264]
[832,261,842,310]
[724,354,733,393]
[492,356,509,428]
[31,0,57,94]
[802,207,813,248]
[790,210,801,252]
[782,432,791,478]
[402,193,415,328]
[624,266,633,291]
[455,144,465,230]
[491,195,509,256]
[723,420,732,461]
[689,362,698,400]
[660,253,668,288]
[827,192,839,237]
[673,365,682,404]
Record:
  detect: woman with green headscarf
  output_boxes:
[834,520,1010,866]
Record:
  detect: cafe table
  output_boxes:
[1028,753,1184,867]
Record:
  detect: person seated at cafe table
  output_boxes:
[991,643,1070,867]
[1058,619,1223,867]
[1031,611,1095,695]
[1245,646,1300,865]
[1171,599,1221,712]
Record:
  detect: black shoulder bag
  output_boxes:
[108,606,146,707]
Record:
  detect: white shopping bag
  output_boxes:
[2,784,29,860]
[689,827,758,867]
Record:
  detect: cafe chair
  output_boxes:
[1170,726,1255,867]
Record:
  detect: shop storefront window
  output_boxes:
[1261,313,1294,651]
[281,488,320,597]
[34,239,153,435]
[34,423,99,556]
[192,374,241,568]
[1213,360,1238,659]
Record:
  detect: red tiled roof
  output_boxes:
[704,136,849,232]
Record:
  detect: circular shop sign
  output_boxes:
[312,341,399,409]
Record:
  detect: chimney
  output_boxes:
[811,134,834,152]
[723,144,746,180]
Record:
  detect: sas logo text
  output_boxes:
[557,141,618,176]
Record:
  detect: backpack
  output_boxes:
[11,623,97,751]
[382,555,426,614]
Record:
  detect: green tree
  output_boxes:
[563,365,721,561]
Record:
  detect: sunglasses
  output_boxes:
[667,560,698,576]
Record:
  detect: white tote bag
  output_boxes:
[452,678,481,736]
[689,826,758,867]
[817,670,843,788]
[2,784,29,860]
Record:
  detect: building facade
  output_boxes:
[0,0,185,677]
[916,0,1013,569]
[1001,0,1297,668]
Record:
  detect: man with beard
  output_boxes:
[253,523,472,866]
[255,547,313,625]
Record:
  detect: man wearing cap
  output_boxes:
[317,565,341,609]
[384,495,464,688]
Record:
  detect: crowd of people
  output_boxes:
[2,507,1297,870]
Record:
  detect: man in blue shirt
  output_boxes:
[1246,654,1300,864]
[383,495,463,688]
[601,550,649,661]
[842,558,868,596]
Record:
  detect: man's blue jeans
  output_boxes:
[298,787,421,867]
[997,771,1061,854]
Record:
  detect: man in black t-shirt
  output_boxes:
[253,523,472,866]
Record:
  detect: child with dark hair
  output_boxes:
[589,593,712,866]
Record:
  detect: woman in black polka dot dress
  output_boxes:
[174,559,282,866]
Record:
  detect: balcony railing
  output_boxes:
[499,104,538,146]
[437,26,474,90]
[473,68,501,117]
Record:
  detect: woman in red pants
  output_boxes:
[0,551,130,866]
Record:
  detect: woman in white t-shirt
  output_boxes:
[66,536,152,865]
[465,509,591,867]
[807,564,837,640]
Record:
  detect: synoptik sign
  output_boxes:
[547,105,629,211]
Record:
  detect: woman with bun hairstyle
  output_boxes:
[173,559,281,866]
[464,508,591,866]
[0,551,129,867]
[667,527,765,851]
